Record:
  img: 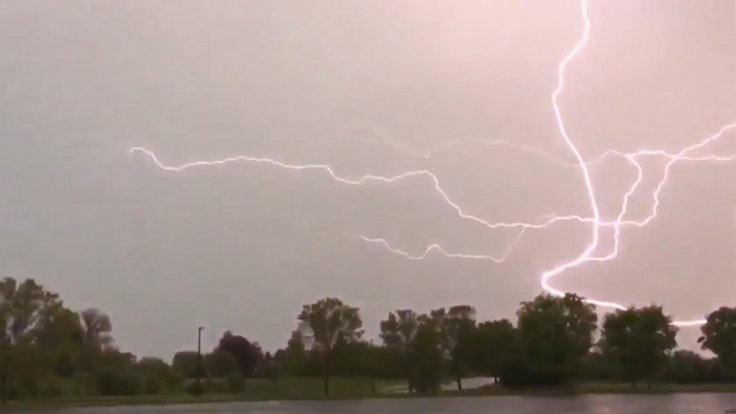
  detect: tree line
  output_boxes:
[3,277,736,402]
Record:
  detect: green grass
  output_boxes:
[2,377,407,410]
[240,377,404,399]
[7,378,736,410]
[461,381,736,397]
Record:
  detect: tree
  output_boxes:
[205,349,239,378]
[699,306,736,375]
[471,319,517,383]
[35,302,84,349]
[0,278,59,345]
[134,357,170,395]
[217,331,263,377]
[80,308,113,350]
[380,310,419,391]
[34,302,85,379]
[275,330,309,376]
[0,278,66,398]
[408,323,444,394]
[516,293,597,385]
[600,306,678,389]
[172,351,199,378]
[260,352,279,384]
[380,310,419,349]
[297,298,363,396]
[440,306,477,390]
[667,350,720,384]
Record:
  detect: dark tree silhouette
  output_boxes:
[516,293,597,385]
[217,331,264,377]
[699,306,736,374]
[600,305,677,389]
[472,319,517,383]
[297,297,363,396]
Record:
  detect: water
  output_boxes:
[31,394,736,413]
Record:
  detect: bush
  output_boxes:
[500,356,534,389]
[205,350,239,378]
[185,380,204,396]
[140,376,163,395]
[70,371,98,397]
[96,371,138,396]
[226,373,245,394]
[166,370,185,393]
[38,376,68,399]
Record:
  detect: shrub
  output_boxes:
[226,373,245,394]
[185,380,204,396]
[38,376,68,399]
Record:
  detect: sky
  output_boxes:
[1,0,736,358]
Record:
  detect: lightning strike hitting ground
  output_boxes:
[538,0,736,327]
[131,0,736,327]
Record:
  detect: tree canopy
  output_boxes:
[601,305,678,388]
[1,279,733,404]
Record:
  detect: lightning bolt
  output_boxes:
[537,0,736,328]
[362,135,736,170]
[359,229,526,263]
[130,146,590,232]
[130,0,736,328]
[360,135,569,165]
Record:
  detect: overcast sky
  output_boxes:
[1,0,735,358]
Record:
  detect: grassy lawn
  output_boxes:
[459,381,736,397]
[2,377,407,409]
[242,377,405,399]
[7,378,736,409]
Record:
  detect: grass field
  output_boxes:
[7,378,736,410]
[3,377,407,409]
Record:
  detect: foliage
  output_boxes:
[515,293,598,385]
[0,277,60,345]
[217,331,263,377]
[471,319,517,381]
[380,310,419,350]
[600,305,678,388]
[297,298,364,352]
[184,380,204,397]
[441,305,477,390]
[5,279,736,403]
[666,350,724,384]
[699,306,736,372]
[172,351,200,378]
[226,372,245,393]
[379,310,420,390]
[296,297,363,396]
[205,349,240,378]
[80,308,113,350]
[408,323,444,394]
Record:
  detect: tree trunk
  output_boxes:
[631,380,636,390]
[454,359,462,391]
[323,351,330,397]
[0,373,6,406]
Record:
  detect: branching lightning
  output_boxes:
[130,0,736,327]
[359,229,526,263]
